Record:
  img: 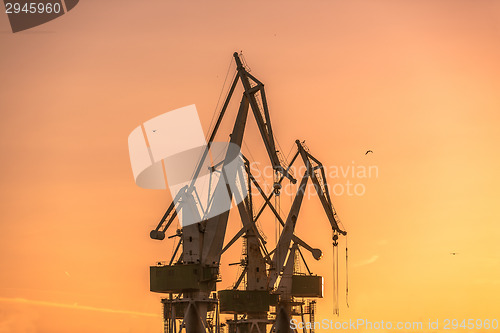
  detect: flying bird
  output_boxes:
[365,150,373,155]
[450,252,459,255]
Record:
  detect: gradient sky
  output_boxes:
[1,1,500,332]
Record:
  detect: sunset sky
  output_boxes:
[1,1,500,332]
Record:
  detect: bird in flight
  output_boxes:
[365,150,373,155]
[450,252,459,255]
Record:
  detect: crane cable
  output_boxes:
[333,235,339,316]
[274,171,281,249]
[339,220,349,307]
[187,55,236,207]
[336,238,340,313]
[205,55,236,140]
[346,234,349,308]
[336,219,349,309]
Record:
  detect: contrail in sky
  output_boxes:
[353,254,379,267]
[0,297,160,318]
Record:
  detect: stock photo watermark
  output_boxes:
[129,105,379,228]
[3,0,79,32]
[249,162,379,198]
[290,318,499,331]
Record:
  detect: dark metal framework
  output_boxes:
[147,52,346,333]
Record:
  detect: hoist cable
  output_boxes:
[206,55,236,140]
[346,234,349,308]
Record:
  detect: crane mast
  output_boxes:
[145,53,346,333]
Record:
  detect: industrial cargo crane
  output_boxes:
[145,52,346,333]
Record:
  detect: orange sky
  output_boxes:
[1,1,500,332]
